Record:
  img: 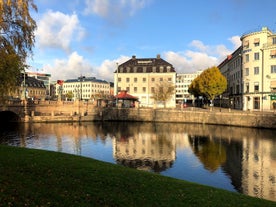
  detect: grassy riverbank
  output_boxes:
[0,145,274,207]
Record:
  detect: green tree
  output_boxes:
[151,80,175,108]
[189,66,227,103]
[0,0,37,102]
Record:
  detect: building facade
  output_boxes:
[59,77,111,101]
[218,46,243,109]
[114,55,176,108]
[26,71,51,96]
[218,27,276,111]
[175,71,202,105]
[13,74,46,100]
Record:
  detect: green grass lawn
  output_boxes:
[0,145,275,207]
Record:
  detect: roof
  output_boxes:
[115,90,138,100]
[115,55,176,73]
[19,75,46,88]
[64,77,109,84]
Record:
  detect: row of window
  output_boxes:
[63,89,109,94]
[243,37,276,49]
[245,65,276,76]
[63,84,109,88]
[118,77,172,82]
[244,51,276,63]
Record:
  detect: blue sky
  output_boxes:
[27,0,276,81]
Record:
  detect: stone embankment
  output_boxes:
[27,107,276,129]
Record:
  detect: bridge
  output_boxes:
[0,100,100,122]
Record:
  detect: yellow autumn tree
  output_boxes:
[189,66,227,103]
[0,0,37,102]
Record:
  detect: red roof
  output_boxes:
[115,90,138,100]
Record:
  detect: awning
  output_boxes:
[270,80,276,88]
[270,50,276,56]
[254,38,260,43]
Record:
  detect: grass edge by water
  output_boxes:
[0,145,275,207]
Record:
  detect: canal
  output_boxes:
[0,121,275,202]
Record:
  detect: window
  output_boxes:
[254,97,260,109]
[254,82,259,92]
[271,65,276,73]
[244,40,249,48]
[151,87,155,93]
[245,68,249,76]
[134,77,137,82]
[168,78,172,82]
[254,38,260,47]
[254,52,259,60]
[245,54,249,62]
[134,87,137,92]
[245,83,249,93]
[118,78,121,82]
[142,87,146,92]
[273,37,276,45]
[160,77,163,81]
[143,77,146,82]
[151,78,155,82]
[270,50,276,58]
[126,78,129,83]
[254,67,259,75]
[126,87,130,92]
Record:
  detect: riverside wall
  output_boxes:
[26,107,276,129]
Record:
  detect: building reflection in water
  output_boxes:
[0,122,275,201]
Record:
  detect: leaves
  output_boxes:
[189,66,227,101]
[151,80,175,108]
[0,0,37,101]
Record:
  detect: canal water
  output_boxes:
[0,121,275,202]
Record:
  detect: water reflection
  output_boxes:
[0,122,275,202]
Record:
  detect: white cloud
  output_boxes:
[84,0,150,24]
[228,35,241,49]
[43,52,94,80]
[36,10,85,52]
[94,55,129,81]
[42,52,129,82]
[163,37,240,73]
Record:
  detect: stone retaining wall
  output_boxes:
[26,107,276,129]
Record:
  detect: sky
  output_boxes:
[27,0,276,82]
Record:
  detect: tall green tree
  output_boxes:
[0,0,37,101]
[151,80,175,108]
[189,66,227,103]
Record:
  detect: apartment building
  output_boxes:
[218,46,243,109]
[13,74,46,100]
[26,71,51,96]
[175,71,202,104]
[114,55,176,107]
[60,77,111,101]
[218,27,276,111]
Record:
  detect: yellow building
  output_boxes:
[218,27,276,111]
[114,55,176,108]
[241,27,276,111]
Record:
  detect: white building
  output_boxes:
[175,71,202,104]
[58,77,111,101]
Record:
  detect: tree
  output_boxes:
[151,80,175,108]
[0,0,37,102]
[189,66,227,104]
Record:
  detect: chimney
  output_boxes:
[132,55,136,60]
[157,54,161,59]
